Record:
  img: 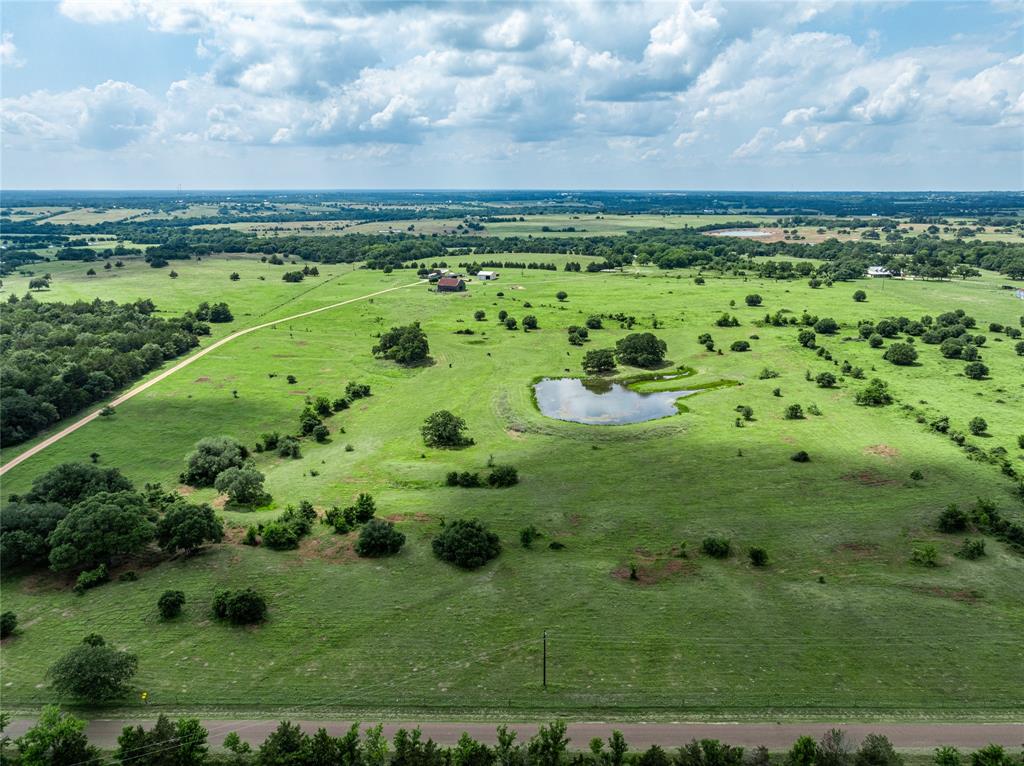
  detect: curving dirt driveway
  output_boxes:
[0,280,423,477]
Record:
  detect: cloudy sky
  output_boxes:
[1,0,1022,190]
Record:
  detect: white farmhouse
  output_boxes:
[867,266,893,278]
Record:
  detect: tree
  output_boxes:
[814,317,839,334]
[855,378,893,406]
[158,590,186,619]
[487,465,519,487]
[748,547,768,567]
[968,416,988,436]
[421,410,473,448]
[156,501,223,555]
[474,310,486,321]
[883,343,918,365]
[615,333,667,368]
[28,277,51,290]
[937,504,968,533]
[797,329,816,348]
[676,739,745,766]
[784,403,804,420]
[582,349,616,375]
[432,518,501,569]
[48,491,154,571]
[257,721,308,765]
[24,462,133,506]
[214,467,266,506]
[816,372,836,388]
[212,588,267,625]
[355,519,406,557]
[969,745,1013,766]
[786,736,819,766]
[745,294,763,306]
[14,706,102,766]
[555,291,568,301]
[638,746,672,766]
[963,361,988,380]
[701,537,731,558]
[585,316,603,330]
[116,715,208,766]
[868,334,884,348]
[181,436,249,487]
[527,722,568,766]
[505,317,518,330]
[373,322,430,366]
[934,747,962,766]
[1,611,16,638]
[0,502,69,568]
[854,735,902,766]
[522,315,538,330]
[47,635,138,701]
[730,340,750,352]
[853,290,867,302]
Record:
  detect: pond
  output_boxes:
[707,228,772,238]
[533,377,696,425]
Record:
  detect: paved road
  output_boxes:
[0,280,423,477]
[3,719,1022,750]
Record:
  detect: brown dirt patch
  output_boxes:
[194,376,211,383]
[293,534,358,564]
[864,444,900,458]
[211,494,228,509]
[840,469,900,487]
[834,542,880,558]
[612,557,696,585]
[289,390,309,395]
[295,340,308,346]
[505,428,525,439]
[385,512,433,523]
[176,485,194,496]
[912,586,983,604]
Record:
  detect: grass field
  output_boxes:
[1,255,1023,719]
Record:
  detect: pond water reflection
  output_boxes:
[533,377,695,425]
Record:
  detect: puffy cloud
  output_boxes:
[1,31,25,67]
[945,54,1024,126]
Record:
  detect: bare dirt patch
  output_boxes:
[176,485,194,496]
[834,542,881,558]
[840,469,900,487]
[385,512,433,523]
[505,428,525,439]
[864,444,900,458]
[612,546,697,585]
[293,534,358,564]
[912,585,983,604]
[194,376,211,383]
[211,494,228,509]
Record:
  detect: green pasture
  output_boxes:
[1,258,1023,719]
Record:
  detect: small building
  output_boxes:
[477,270,498,280]
[437,276,466,292]
[867,266,892,278]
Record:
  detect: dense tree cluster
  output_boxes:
[1,296,207,445]
[373,323,430,366]
[432,518,501,569]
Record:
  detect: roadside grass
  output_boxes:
[1,260,1022,718]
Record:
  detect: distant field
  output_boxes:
[2,254,1022,718]
[41,207,152,225]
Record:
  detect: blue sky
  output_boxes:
[2,0,1022,190]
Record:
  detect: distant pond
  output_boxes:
[707,228,772,238]
[533,377,697,425]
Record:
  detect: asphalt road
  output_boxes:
[3,719,1022,750]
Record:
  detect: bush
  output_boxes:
[791,450,810,462]
[47,635,138,700]
[582,348,616,374]
[156,501,224,555]
[784,403,804,420]
[748,547,768,566]
[261,522,300,550]
[432,519,501,569]
[487,465,519,487]
[212,588,267,625]
[522,315,538,330]
[73,563,109,594]
[520,525,541,548]
[181,436,248,487]
[968,416,988,436]
[730,340,750,352]
[816,372,836,388]
[556,291,568,301]
[355,519,406,557]
[446,471,482,488]
[853,290,867,302]
[1,611,16,638]
[312,424,330,442]
[957,538,986,560]
[345,381,371,399]
[883,343,918,366]
[855,378,893,406]
[868,334,884,348]
[504,317,518,330]
[158,590,186,619]
[797,329,816,348]
[585,316,603,330]
[911,544,939,567]
[745,294,763,306]
[214,466,266,506]
[937,504,968,532]
[421,410,474,448]
[702,536,731,558]
[373,322,430,366]
[814,317,838,334]
[963,361,988,380]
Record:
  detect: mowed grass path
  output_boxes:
[1,259,1023,718]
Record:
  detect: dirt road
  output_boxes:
[0,280,423,477]
[2,718,1022,750]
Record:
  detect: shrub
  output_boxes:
[868,334,884,348]
[615,333,667,368]
[582,348,617,374]
[815,372,836,388]
[855,378,893,406]
[1,611,17,638]
[957,538,986,560]
[446,471,482,488]
[784,403,804,420]
[854,734,902,766]
[883,343,918,366]
[261,522,300,550]
[853,290,867,302]
[758,367,780,379]
[214,466,266,506]
[474,310,486,321]
[520,525,541,548]
[312,424,330,442]
[182,436,248,487]
[797,329,816,348]
[745,294,763,306]
[1015,340,1024,356]
[504,317,518,330]
[422,410,474,448]
[585,316,603,330]
[814,317,838,334]
[487,465,519,488]
[73,563,110,594]
[937,504,968,532]
[791,451,810,462]
[522,315,538,330]
[735,405,754,421]
[432,519,501,569]
[556,291,568,301]
[748,547,768,566]
[212,588,267,625]
[968,416,988,436]
[730,340,750,352]
[963,361,988,380]
[372,322,430,366]
[911,544,939,567]
[355,519,406,557]
[702,536,731,558]
[910,469,924,481]
[156,501,224,556]
[158,590,186,619]
[278,436,301,458]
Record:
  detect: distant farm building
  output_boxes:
[477,270,498,280]
[437,277,466,292]
[867,266,893,278]
[1015,289,1024,300]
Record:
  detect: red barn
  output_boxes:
[437,277,466,292]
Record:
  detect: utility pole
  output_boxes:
[542,630,547,689]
